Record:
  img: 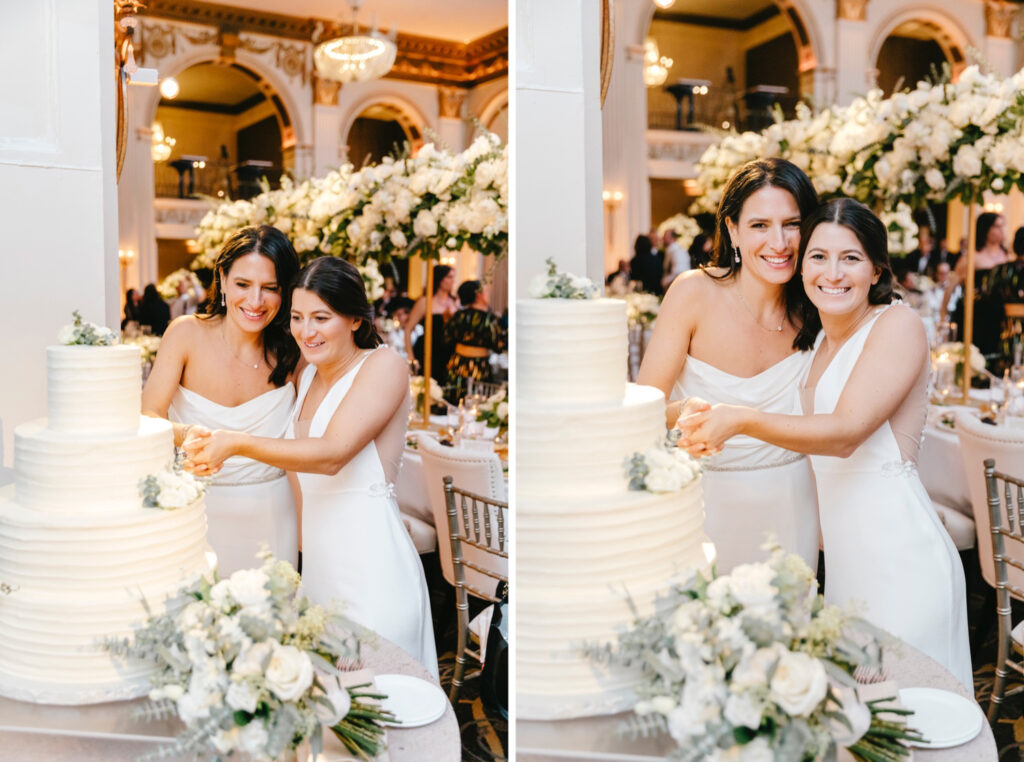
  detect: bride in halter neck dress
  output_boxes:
[185,257,437,677]
[680,199,971,689]
[143,226,300,574]
[640,158,820,572]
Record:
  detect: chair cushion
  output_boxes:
[402,512,437,554]
[932,500,976,550]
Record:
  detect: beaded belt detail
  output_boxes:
[701,451,806,473]
[214,470,287,487]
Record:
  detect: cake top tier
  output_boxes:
[517,297,629,405]
[47,344,143,435]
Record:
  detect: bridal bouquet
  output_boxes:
[107,553,389,761]
[591,546,921,761]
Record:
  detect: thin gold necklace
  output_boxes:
[221,327,263,370]
[734,285,785,333]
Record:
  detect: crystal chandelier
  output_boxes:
[643,39,673,87]
[314,0,397,83]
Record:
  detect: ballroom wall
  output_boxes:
[0,0,119,465]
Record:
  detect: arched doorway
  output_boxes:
[345,103,423,166]
[875,19,963,96]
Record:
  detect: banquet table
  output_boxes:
[919,417,972,518]
[0,634,459,762]
[517,642,996,761]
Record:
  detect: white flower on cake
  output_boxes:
[58,310,118,346]
[107,552,392,761]
[587,544,924,760]
[529,257,600,299]
[626,445,700,493]
[140,466,207,510]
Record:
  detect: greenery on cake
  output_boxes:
[105,552,390,761]
[528,257,600,299]
[586,544,922,761]
[58,310,119,346]
[626,442,700,493]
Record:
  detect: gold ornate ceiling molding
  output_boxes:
[836,0,868,22]
[139,0,508,87]
[984,0,1018,39]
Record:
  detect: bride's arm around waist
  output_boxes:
[681,304,927,457]
[187,347,408,476]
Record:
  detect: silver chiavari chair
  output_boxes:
[984,458,1024,721]
[443,476,508,704]
[466,378,505,400]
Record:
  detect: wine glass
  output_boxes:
[932,353,955,404]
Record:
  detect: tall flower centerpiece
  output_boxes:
[107,553,389,761]
[590,546,922,761]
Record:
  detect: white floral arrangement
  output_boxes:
[879,202,919,256]
[157,268,199,301]
[193,131,507,272]
[625,292,661,327]
[588,545,922,761]
[123,334,161,364]
[106,553,389,761]
[657,213,702,253]
[692,64,1024,214]
[475,387,509,434]
[934,341,986,373]
[140,465,208,510]
[410,375,444,408]
[360,258,385,302]
[58,310,119,346]
[626,445,700,493]
[529,257,600,300]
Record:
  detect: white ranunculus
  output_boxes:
[724,689,765,729]
[265,643,314,701]
[227,569,270,611]
[727,563,777,609]
[226,680,260,713]
[768,650,827,716]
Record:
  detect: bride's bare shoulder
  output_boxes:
[662,268,727,309]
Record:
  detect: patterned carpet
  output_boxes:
[425,551,508,762]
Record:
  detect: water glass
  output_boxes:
[932,354,955,403]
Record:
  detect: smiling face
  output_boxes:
[726,185,802,285]
[289,288,361,366]
[220,252,282,334]
[801,222,880,317]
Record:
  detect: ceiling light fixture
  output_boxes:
[159,77,179,99]
[314,0,397,83]
[653,0,676,9]
[643,39,673,87]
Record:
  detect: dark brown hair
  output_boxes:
[292,257,382,349]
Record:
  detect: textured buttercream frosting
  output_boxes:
[516,295,708,720]
[0,342,211,705]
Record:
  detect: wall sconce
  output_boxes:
[602,189,624,209]
[118,248,135,265]
[984,201,1004,213]
[602,190,625,253]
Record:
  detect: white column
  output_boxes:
[118,88,158,290]
[516,0,604,292]
[313,103,344,176]
[437,118,467,153]
[833,17,871,104]
[0,0,119,463]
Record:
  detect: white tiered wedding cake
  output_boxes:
[517,296,709,720]
[0,341,210,704]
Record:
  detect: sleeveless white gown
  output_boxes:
[672,352,820,572]
[169,384,298,575]
[289,359,438,678]
[803,308,972,690]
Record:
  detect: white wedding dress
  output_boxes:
[290,357,438,678]
[169,383,298,575]
[802,307,972,689]
[672,352,820,572]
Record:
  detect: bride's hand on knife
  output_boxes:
[677,403,745,454]
[183,429,235,475]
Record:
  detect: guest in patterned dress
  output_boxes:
[445,279,506,399]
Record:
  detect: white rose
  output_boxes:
[265,644,314,701]
[227,569,270,611]
[496,401,508,420]
[238,721,269,756]
[768,650,828,716]
[210,580,232,610]
[925,168,945,190]
[724,690,765,729]
[413,209,438,238]
[389,229,408,248]
[732,644,785,690]
[57,325,77,345]
[314,677,353,726]
[226,680,260,713]
[233,641,273,677]
[727,563,777,609]
[644,467,681,493]
[645,448,676,469]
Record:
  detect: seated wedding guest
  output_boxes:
[445,279,507,399]
[184,257,438,677]
[405,264,458,386]
[606,259,631,295]
[137,283,171,336]
[169,272,206,320]
[629,234,663,294]
[121,288,142,330]
[384,296,417,358]
[142,225,301,575]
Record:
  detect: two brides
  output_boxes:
[678,197,972,689]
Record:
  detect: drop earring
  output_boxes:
[221,292,226,307]
[733,246,741,264]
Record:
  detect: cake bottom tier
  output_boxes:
[517,479,708,720]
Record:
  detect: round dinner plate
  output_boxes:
[375,674,448,728]
[899,687,984,749]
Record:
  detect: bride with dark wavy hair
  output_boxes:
[142,225,301,574]
[184,256,438,677]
